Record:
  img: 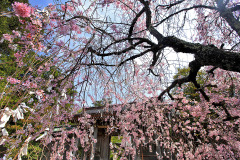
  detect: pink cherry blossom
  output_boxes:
[7,77,21,84]
[12,2,31,18]
[1,0,240,159]
[85,26,91,33]
[3,34,13,43]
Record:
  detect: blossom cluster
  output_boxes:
[12,2,31,18]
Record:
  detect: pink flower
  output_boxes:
[61,4,66,11]
[32,19,42,27]
[12,30,21,37]
[3,34,13,43]
[111,24,118,32]
[85,26,91,33]
[7,77,20,84]
[209,130,218,137]
[31,83,38,88]
[36,90,44,96]
[12,2,31,18]
[37,66,43,73]
[14,52,22,59]
[66,4,74,12]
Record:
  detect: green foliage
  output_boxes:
[172,67,207,101]
[0,0,31,109]
[111,136,122,144]
[0,0,29,37]
[110,136,122,160]
[92,98,112,107]
[22,142,43,160]
[0,1,46,159]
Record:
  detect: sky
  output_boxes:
[28,0,97,106]
[26,0,194,105]
[29,0,52,8]
[29,0,66,9]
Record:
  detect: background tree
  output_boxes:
[0,0,29,101]
[0,0,31,157]
[171,67,208,101]
[92,98,112,107]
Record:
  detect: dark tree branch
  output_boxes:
[158,60,210,101]
[167,91,174,101]
[148,68,159,77]
[103,37,156,52]
[66,15,90,22]
[155,5,218,27]
[188,61,210,101]
[162,36,240,72]
[128,7,145,45]
[230,5,240,12]
[216,2,240,37]
[150,50,162,67]
[157,60,197,100]
[118,49,152,66]
[203,84,218,88]
[192,80,210,101]
[207,67,218,76]
[158,76,189,101]
[156,0,185,10]
[88,40,145,56]
[212,101,240,121]
[79,63,116,67]
[139,0,164,44]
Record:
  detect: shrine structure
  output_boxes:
[42,105,176,160]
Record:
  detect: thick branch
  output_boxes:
[230,5,240,12]
[162,36,240,72]
[128,7,145,45]
[139,0,164,43]
[158,76,189,101]
[216,1,240,37]
[158,60,201,101]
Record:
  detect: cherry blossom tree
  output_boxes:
[0,0,240,159]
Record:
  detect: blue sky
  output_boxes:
[29,0,65,9]
[29,0,52,8]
